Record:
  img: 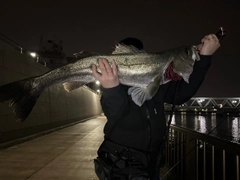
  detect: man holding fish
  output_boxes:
[92,34,220,180]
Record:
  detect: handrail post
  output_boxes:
[181,133,184,179]
[236,155,239,180]
[177,131,180,174]
[223,150,226,180]
[212,145,215,180]
[203,142,206,180]
[196,139,199,180]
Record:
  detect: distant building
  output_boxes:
[38,37,73,68]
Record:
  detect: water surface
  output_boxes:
[170,112,240,144]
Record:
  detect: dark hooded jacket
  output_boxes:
[100,54,212,152]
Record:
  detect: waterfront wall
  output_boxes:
[0,39,102,145]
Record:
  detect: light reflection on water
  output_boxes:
[169,112,240,144]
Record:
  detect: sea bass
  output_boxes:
[0,44,200,122]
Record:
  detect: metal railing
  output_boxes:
[0,33,54,69]
[0,33,25,53]
[163,124,240,180]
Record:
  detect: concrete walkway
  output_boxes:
[0,116,106,180]
[0,116,175,180]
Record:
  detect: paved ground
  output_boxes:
[0,116,106,180]
[0,115,175,180]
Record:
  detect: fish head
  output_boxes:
[170,46,200,83]
[190,46,200,61]
[178,46,200,62]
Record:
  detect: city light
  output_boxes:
[30,52,37,58]
[197,99,205,103]
[218,104,223,108]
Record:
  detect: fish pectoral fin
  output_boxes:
[145,75,161,98]
[128,76,161,106]
[63,82,84,92]
[128,87,146,106]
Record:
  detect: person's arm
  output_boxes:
[100,85,130,119]
[92,59,129,119]
[161,34,220,105]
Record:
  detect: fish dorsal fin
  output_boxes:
[112,43,145,54]
[128,76,161,106]
[73,51,97,59]
[63,82,84,92]
[69,51,98,63]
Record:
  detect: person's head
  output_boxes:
[119,37,143,50]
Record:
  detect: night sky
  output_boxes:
[1,0,240,97]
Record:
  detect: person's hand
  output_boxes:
[92,59,119,88]
[199,34,220,55]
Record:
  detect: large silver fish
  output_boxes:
[0,44,200,122]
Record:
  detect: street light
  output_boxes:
[30,52,37,58]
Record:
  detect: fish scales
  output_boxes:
[34,53,165,88]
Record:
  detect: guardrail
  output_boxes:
[163,124,240,180]
[0,33,25,53]
[0,33,55,69]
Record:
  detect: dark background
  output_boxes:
[0,0,239,97]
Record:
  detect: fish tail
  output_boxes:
[0,78,40,123]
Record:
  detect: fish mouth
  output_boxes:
[193,47,200,61]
